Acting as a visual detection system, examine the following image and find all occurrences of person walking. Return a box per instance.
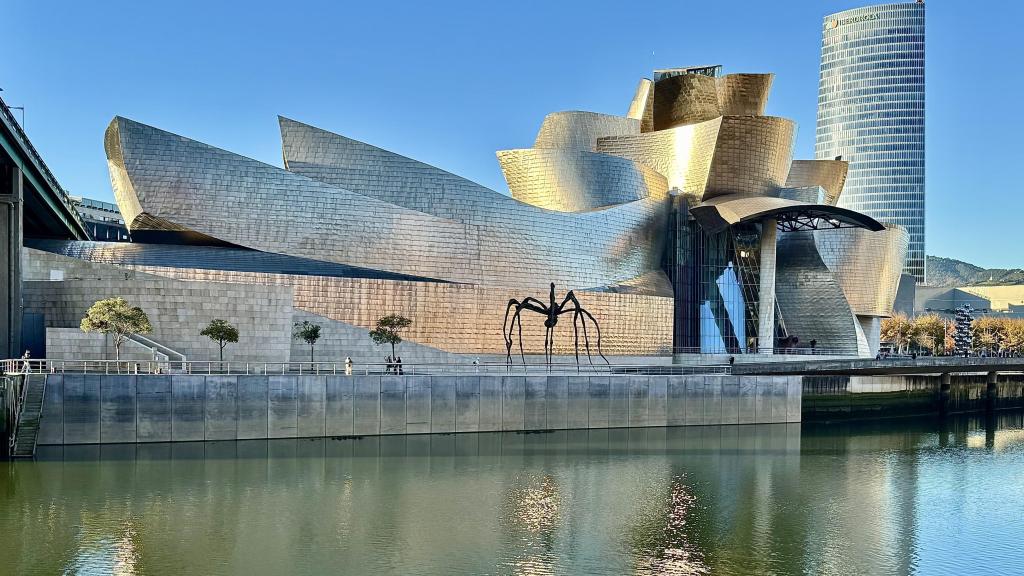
[345,356,353,376]
[20,350,31,374]
[385,354,393,375]
[396,356,403,375]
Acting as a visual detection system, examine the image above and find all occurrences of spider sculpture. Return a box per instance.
[503,283,610,369]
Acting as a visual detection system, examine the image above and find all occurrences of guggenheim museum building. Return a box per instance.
[23,64,908,363]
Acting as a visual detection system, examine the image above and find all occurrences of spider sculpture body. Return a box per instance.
[503,283,610,369]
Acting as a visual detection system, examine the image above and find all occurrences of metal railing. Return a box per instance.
[1,359,731,377]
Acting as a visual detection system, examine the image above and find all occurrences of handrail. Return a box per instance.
[0,358,733,376]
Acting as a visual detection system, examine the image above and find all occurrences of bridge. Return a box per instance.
[732,356,1024,376]
[1,93,89,360]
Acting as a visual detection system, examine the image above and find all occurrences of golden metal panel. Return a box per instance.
[704,116,795,200]
[596,117,722,202]
[716,74,774,116]
[496,148,667,212]
[652,73,721,130]
[814,224,909,317]
[786,160,848,206]
[533,111,638,151]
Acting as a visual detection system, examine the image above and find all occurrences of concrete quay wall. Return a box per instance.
[37,373,801,445]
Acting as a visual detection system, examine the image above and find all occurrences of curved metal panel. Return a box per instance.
[652,73,721,130]
[704,116,796,200]
[110,116,669,290]
[776,231,868,356]
[496,148,666,212]
[786,159,848,206]
[532,111,638,151]
[715,74,774,116]
[690,194,884,234]
[626,78,654,133]
[596,117,722,201]
[814,224,909,317]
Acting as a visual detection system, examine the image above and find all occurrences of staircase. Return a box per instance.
[12,374,45,458]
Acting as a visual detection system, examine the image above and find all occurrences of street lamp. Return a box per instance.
[0,87,25,129]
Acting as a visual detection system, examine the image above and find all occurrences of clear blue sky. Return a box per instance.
[3,1,1019,268]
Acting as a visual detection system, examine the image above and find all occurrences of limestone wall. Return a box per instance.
[37,373,802,444]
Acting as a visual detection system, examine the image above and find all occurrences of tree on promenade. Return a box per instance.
[913,314,947,355]
[972,316,1004,355]
[201,319,239,362]
[80,297,153,360]
[293,320,322,362]
[369,314,412,359]
[881,314,916,354]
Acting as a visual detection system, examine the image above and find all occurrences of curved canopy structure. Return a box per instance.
[689,194,885,234]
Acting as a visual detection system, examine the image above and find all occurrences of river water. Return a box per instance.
[3,413,1024,575]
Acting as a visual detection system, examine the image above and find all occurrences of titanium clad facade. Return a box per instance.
[816,2,925,281]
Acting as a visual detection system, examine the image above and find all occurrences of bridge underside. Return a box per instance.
[1,98,88,358]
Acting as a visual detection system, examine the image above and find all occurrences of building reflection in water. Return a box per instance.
[4,415,1023,575]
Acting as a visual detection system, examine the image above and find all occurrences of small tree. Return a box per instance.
[200,319,239,362]
[880,313,915,354]
[913,314,947,355]
[80,297,153,360]
[293,320,322,362]
[369,314,412,358]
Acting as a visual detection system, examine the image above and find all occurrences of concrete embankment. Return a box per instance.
[35,373,801,445]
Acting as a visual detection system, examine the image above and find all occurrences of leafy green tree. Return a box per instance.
[293,320,322,362]
[881,313,916,354]
[369,314,413,358]
[80,297,153,360]
[972,316,1005,354]
[913,314,947,355]
[200,319,239,362]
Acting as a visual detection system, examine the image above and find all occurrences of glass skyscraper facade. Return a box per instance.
[816,2,925,282]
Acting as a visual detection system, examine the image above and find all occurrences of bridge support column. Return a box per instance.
[757,218,777,355]
[939,372,951,416]
[0,165,23,360]
[986,371,998,413]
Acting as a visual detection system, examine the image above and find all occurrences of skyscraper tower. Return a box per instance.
[816,2,926,282]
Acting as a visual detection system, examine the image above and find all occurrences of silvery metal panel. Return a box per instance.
[533,111,639,151]
[814,225,909,317]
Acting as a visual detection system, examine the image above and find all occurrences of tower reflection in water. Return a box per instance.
[5,415,1024,575]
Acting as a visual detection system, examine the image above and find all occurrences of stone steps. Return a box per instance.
[12,375,45,458]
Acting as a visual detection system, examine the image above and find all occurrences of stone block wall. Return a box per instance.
[23,250,294,363]
[36,373,801,444]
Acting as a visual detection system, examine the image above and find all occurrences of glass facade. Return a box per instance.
[816,2,925,282]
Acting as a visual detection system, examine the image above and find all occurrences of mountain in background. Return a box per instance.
[927,256,1024,287]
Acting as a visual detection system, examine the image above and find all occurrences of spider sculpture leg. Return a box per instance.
[557,292,610,366]
[504,297,550,368]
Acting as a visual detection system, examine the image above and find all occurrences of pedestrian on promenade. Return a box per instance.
[385,354,393,374]
[20,350,30,374]
[396,356,404,375]
[345,356,353,376]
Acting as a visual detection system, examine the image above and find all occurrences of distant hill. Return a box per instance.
[927,256,1024,287]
